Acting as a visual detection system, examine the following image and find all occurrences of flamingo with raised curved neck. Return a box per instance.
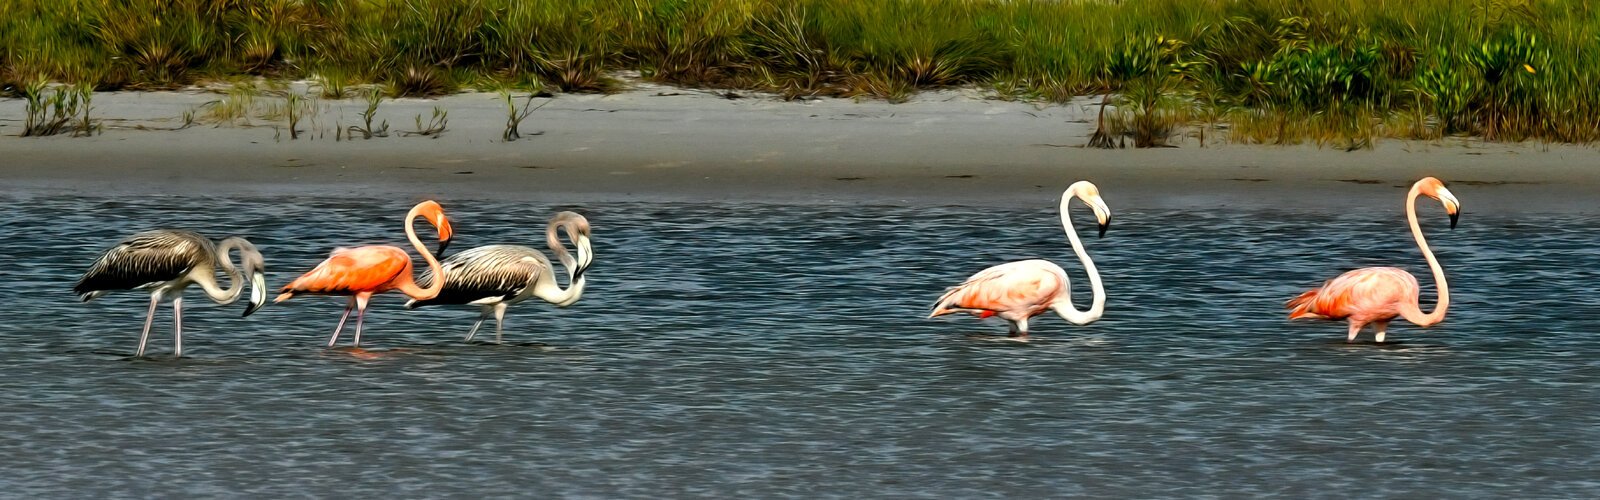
[929,180,1111,338]
[1287,177,1460,343]
[276,200,454,347]
[74,230,268,357]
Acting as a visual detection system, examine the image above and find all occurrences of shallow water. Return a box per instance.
[1,192,1596,497]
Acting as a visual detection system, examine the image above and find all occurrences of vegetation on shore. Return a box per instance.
[2,0,1594,145]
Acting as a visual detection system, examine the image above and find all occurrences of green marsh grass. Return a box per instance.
[19,80,96,137]
[500,89,549,141]
[3,0,1598,144]
[281,91,307,140]
[403,106,448,137]
[201,85,262,126]
[346,88,390,139]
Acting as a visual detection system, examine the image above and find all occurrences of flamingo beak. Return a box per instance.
[1437,187,1460,229]
[434,214,454,255]
[244,271,266,317]
[1092,197,1111,238]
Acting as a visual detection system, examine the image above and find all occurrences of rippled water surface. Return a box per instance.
[1,192,1597,497]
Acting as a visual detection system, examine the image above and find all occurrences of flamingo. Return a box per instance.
[275,200,453,347]
[73,230,267,357]
[1286,176,1461,343]
[405,212,592,343]
[929,180,1111,338]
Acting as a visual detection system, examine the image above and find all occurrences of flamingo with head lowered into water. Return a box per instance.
[929,180,1111,339]
[275,200,453,348]
[74,230,267,357]
[1286,176,1460,343]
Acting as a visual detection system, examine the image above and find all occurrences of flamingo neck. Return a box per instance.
[1398,186,1449,326]
[547,221,577,280]
[1050,193,1105,325]
[533,229,590,307]
[193,240,246,304]
[532,270,586,307]
[395,206,445,301]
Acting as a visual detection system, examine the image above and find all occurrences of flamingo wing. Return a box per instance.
[74,230,210,299]
[930,259,1066,320]
[1287,267,1418,320]
[280,246,410,296]
[408,245,548,308]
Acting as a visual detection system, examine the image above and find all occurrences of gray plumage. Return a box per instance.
[75,230,213,300]
[74,229,268,357]
[408,245,551,307]
[405,212,592,343]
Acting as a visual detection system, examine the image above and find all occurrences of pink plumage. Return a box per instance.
[1287,177,1460,343]
[929,181,1111,338]
[1287,267,1421,330]
[930,259,1069,325]
[276,200,454,348]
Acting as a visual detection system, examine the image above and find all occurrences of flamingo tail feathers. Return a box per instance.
[274,278,309,303]
[929,286,988,318]
[1285,289,1326,320]
[929,288,962,318]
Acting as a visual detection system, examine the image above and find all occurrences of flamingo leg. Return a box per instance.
[352,294,370,347]
[172,296,184,358]
[464,308,490,342]
[1373,321,1390,343]
[492,302,507,344]
[1346,321,1363,343]
[328,297,355,347]
[1009,318,1030,339]
[136,291,161,357]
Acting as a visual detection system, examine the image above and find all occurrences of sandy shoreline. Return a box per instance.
[1,84,1594,212]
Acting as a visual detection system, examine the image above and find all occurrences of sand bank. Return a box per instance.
[1,83,1594,213]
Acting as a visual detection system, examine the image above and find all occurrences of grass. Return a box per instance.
[19,80,97,137]
[3,0,1598,144]
[201,85,262,126]
[499,88,549,142]
[346,88,390,139]
[402,106,448,137]
[282,91,307,140]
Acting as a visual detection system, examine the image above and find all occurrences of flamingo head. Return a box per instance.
[415,200,454,254]
[1416,177,1460,229]
[1069,180,1112,238]
[218,236,268,317]
[241,248,267,317]
[548,212,594,279]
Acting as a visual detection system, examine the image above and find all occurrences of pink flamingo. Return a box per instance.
[1287,177,1461,343]
[929,180,1111,338]
[275,200,454,347]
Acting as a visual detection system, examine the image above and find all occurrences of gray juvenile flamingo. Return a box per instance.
[74,230,268,357]
[406,212,592,343]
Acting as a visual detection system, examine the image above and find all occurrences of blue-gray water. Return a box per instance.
[1,192,1597,498]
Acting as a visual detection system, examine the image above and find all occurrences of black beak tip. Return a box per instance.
[242,305,260,318]
[1449,212,1459,229]
[437,239,451,255]
[1098,223,1109,238]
